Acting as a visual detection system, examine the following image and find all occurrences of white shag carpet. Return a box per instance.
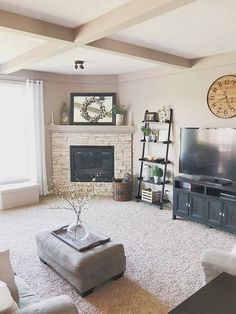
[0,196,236,313]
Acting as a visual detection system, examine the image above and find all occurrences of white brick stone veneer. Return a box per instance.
[49,126,136,195]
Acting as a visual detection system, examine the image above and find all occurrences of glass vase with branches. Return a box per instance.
[48,176,104,239]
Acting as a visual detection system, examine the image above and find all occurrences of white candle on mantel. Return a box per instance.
[50,112,55,126]
[128,112,133,126]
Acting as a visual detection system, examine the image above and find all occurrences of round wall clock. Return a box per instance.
[207,75,236,118]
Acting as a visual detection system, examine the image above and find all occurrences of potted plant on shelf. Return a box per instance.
[152,166,164,184]
[151,129,158,142]
[143,164,152,181]
[112,104,127,126]
[141,126,152,142]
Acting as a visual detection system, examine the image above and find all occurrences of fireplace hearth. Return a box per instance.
[70,146,114,182]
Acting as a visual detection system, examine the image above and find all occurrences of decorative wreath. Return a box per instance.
[80,96,107,123]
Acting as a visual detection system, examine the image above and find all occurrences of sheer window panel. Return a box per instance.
[0,82,30,184]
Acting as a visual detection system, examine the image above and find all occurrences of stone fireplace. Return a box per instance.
[48,125,136,195]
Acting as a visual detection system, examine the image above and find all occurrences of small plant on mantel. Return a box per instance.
[111,104,127,115]
[111,104,127,126]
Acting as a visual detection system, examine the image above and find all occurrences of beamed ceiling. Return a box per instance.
[0,0,235,75]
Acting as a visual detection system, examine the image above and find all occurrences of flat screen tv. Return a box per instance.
[179,128,236,183]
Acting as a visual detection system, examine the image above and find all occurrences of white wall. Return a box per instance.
[118,63,236,185]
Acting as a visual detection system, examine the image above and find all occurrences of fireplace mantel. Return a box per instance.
[46,125,137,134]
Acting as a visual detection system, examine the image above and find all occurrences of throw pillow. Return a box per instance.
[0,250,19,303]
[0,281,19,313]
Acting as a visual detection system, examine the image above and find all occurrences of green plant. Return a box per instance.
[111,104,127,114]
[156,167,163,178]
[152,165,158,177]
[141,126,152,136]
[152,166,163,177]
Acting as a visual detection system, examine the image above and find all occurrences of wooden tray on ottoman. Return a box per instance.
[52,225,110,252]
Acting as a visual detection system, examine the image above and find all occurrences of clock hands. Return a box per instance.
[214,96,226,103]
[221,91,236,114]
[225,95,229,107]
[211,96,226,108]
[226,96,235,113]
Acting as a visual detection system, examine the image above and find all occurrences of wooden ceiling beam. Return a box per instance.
[0,0,197,73]
[88,38,191,68]
[0,10,74,42]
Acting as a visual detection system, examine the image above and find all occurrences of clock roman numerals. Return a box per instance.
[207,75,236,118]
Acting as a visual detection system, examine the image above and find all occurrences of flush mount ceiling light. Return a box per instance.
[74,60,85,70]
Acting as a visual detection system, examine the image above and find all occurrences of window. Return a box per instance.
[0,82,30,184]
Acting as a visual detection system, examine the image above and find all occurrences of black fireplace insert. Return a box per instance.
[70,145,114,182]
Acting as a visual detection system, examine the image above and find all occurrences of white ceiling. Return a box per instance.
[26,46,157,75]
[0,0,236,75]
[0,0,129,27]
[110,0,236,59]
[0,29,45,64]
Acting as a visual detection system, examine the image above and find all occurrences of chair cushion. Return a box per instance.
[0,280,19,313]
[0,251,19,303]
[14,277,40,309]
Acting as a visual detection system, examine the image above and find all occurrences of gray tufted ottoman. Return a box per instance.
[36,228,126,297]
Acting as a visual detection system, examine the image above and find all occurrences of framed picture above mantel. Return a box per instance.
[70,92,116,125]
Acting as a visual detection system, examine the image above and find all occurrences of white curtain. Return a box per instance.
[26,80,48,195]
[0,81,29,184]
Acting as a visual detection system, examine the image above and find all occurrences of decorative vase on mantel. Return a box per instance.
[67,222,88,240]
[60,102,70,125]
[116,114,124,126]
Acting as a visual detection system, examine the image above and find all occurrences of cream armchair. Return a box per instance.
[0,250,78,314]
[14,277,78,314]
[201,245,236,284]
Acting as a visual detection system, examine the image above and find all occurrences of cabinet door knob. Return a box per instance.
[219,212,222,216]
[186,202,189,207]
[222,213,225,217]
